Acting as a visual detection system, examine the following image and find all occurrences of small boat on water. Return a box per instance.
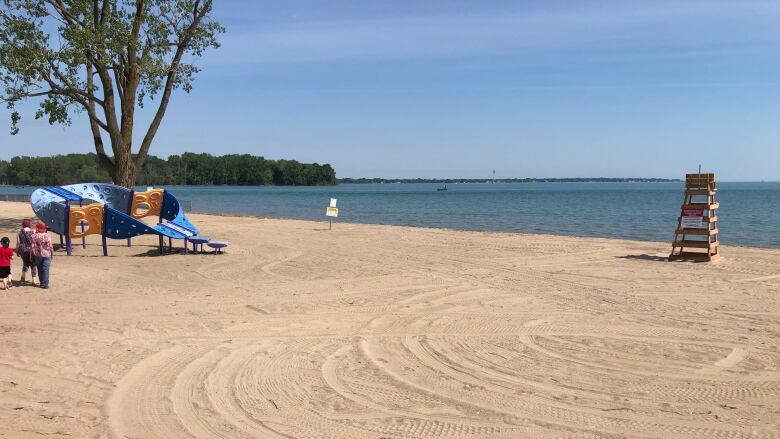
[437,185,448,192]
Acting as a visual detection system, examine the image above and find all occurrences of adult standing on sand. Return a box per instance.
[15,219,37,286]
[31,221,53,289]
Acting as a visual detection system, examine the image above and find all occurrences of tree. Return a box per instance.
[0,0,223,187]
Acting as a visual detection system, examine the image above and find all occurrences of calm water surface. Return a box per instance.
[2,182,778,248]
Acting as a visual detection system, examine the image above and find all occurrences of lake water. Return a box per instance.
[2,182,779,248]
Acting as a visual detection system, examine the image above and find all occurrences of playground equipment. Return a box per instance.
[30,183,228,256]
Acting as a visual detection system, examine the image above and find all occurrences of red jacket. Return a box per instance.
[0,247,13,267]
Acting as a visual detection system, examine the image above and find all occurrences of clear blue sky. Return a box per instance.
[3,0,780,180]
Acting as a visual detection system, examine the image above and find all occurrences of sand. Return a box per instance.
[0,200,778,438]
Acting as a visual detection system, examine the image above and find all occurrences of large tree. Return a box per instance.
[0,0,223,187]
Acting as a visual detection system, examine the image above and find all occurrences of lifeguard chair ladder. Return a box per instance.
[669,173,720,262]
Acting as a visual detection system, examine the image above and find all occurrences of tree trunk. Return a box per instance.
[113,153,137,188]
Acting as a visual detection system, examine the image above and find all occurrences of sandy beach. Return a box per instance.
[0,200,778,438]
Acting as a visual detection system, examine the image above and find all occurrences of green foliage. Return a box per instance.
[0,1,223,187]
[1,0,223,129]
[5,153,112,185]
[3,153,338,186]
[0,159,8,184]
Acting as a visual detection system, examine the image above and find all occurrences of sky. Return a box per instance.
[2,0,780,180]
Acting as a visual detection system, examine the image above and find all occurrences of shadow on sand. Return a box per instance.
[616,254,668,262]
[0,217,25,232]
[131,247,222,257]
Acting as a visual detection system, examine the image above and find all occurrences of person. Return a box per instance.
[15,218,37,286]
[0,237,13,290]
[31,221,53,290]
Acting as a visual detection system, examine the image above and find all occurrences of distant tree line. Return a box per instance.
[339,177,681,184]
[0,153,337,186]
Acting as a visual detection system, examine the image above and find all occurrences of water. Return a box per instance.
[2,182,779,248]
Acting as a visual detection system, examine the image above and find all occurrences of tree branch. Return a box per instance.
[112,62,125,102]
[100,0,110,26]
[46,0,86,27]
[32,66,110,132]
[135,0,212,169]
[87,63,115,172]
[45,58,106,108]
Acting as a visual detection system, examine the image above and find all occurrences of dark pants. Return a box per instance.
[35,256,51,288]
[22,251,36,277]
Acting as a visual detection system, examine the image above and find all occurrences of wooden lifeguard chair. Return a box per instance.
[669,173,720,262]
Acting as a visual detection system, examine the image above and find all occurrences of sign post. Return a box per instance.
[325,198,339,230]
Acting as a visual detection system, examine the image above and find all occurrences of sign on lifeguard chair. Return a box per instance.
[669,173,721,262]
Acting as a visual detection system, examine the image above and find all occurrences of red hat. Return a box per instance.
[35,221,47,232]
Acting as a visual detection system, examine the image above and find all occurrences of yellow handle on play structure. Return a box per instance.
[69,204,104,238]
[130,189,164,219]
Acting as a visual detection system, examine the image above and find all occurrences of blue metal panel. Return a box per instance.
[160,190,199,236]
[37,201,68,235]
[43,186,82,202]
[103,206,159,239]
[31,188,64,212]
[160,190,180,221]
[63,183,132,212]
[30,188,67,234]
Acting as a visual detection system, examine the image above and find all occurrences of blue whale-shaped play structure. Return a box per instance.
[30,183,226,255]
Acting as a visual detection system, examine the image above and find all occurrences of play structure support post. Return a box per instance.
[101,208,108,256]
[157,189,166,254]
[127,189,134,248]
[59,234,63,248]
[64,203,72,256]
[80,199,86,249]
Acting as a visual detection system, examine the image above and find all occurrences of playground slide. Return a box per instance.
[29,182,225,255]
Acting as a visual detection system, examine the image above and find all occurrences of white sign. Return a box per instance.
[326,207,339,218]
[681,208,704,229]
[330,198,338,207]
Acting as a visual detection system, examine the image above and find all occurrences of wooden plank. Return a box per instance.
[684,189,716,196]
[672,240,719,249]
[675,228,718,236]
[685,173,714,180]
[685,174,715,187]
[703,215,718,223]
[669,252,718,262]
[681,203,719,210]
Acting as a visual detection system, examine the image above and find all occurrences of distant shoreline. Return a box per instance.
[2,178,682,188]
[338,178,682,184]
[7,179,780,188]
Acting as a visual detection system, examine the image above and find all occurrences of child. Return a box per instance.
[0,236,13,290]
